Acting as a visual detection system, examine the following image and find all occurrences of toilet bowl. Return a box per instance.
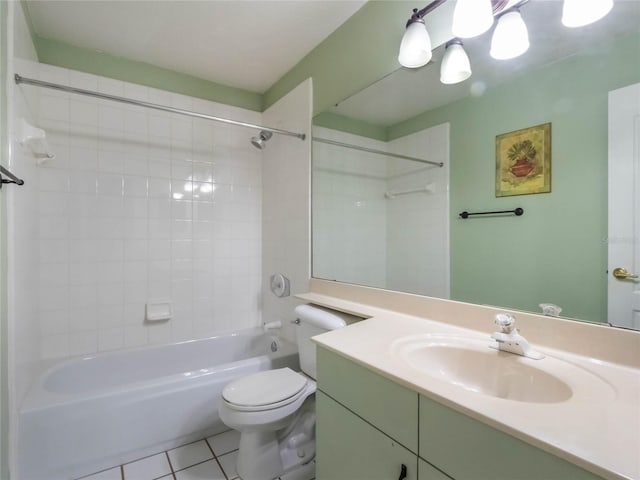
[218,305,359,480]
[219,368,317,480]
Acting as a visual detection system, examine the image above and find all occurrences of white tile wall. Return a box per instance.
[8,58,41,402]
[12,60,265,360]
[387,123,450,297]
[312,126,388,287]
[312,123,450,298]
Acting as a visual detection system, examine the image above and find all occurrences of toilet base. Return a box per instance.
[236,399,316,480]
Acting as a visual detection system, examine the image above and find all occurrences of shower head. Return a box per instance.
[250,130,273,150]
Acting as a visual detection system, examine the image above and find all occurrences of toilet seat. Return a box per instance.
[222,368,309,412]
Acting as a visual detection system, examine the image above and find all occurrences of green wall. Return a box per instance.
[385,32,640,322]
[265,1,455,113]
[314,111,387,141]
[32,37,263,111]
[24,1,451,115]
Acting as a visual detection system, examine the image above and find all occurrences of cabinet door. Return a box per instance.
[317,347,418,453]
[316,391,417,480]
[419,395,603,480]
[418,458,453,480]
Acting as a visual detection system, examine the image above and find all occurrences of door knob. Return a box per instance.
[613,267,639,280]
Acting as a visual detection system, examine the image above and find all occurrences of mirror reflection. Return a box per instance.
[311,1,640,329]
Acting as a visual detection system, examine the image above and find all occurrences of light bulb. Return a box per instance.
[562,0,613,27]
[452,0,494,39]
[440,40,472,84]
[490,10,530,60]
[398,20,432,68]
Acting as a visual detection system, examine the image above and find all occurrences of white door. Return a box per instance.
[608,83,640,329]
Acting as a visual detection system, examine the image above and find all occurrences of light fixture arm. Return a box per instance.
[404,0,515,27]
[406,0,447,26]
[493,0,530,20]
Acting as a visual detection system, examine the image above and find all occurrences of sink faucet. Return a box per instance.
[489,313,544,360]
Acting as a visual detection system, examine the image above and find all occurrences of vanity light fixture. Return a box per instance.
[490,8,530,60]
[440,39,472,84]
[399,0,614,80]
[398,15,433,68]
[452,0,494,39]
[562,0,613,28]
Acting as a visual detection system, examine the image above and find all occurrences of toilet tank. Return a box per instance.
[293,304,360,379]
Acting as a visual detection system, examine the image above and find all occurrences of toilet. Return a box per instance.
[218,304,356,480]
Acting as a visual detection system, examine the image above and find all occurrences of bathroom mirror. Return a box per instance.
[311,1,640,329]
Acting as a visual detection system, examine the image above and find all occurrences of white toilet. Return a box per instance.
[218,304,355,480]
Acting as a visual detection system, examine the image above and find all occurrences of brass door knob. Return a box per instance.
[613,267,639,280]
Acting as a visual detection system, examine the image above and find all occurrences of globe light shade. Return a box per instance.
[440,40,472,84]
[490,10,530,60]
[562,0,613,27]
[452,0,494,38]
[398,20,432,68]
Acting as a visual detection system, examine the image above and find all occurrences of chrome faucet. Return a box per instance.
[489,313,544,360]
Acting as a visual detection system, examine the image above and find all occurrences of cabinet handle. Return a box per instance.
[398,464,407,480]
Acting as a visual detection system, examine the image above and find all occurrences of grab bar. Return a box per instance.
[459,207,523,219]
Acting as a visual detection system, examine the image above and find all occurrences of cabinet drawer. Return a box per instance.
[317,347,418,453]
[419,395,603,480]
[317,391,417,480]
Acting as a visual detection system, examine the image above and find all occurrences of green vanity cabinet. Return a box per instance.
[316,346,604,480]
[316,346,418,452]
[418,396,602,480]
[316,347,450,480]
[316,391,418,480]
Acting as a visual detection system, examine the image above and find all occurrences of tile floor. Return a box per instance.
[76,430,315,480]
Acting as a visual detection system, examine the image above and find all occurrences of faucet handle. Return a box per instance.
[494,313,516,333]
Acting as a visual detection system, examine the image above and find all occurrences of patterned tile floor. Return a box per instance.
[76,430,315,480]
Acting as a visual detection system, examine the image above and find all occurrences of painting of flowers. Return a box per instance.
[495,122,551,197]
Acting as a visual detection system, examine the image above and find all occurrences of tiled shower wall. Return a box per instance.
[16,60,264,360]
[386,123,450,298]
[312,124,449,297]
[312,126,387,287]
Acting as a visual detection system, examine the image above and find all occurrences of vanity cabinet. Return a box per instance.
[418,395,601,480]
[317,391,418,480]
[316,346,603,480]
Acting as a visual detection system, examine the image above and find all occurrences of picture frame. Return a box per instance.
[495,122,551,197]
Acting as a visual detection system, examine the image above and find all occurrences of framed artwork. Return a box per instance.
[495,122,551,197]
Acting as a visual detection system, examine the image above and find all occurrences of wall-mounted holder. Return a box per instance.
[459,207,524,219]
[0,165,25,189]
[384,184,434,199]
[145,301,172,322]
[19,118,55,164]
[270,273,291,298]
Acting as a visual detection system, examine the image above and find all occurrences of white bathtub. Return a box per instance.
[19,328,299,480]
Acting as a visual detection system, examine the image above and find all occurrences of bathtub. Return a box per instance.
[19,328,299,480]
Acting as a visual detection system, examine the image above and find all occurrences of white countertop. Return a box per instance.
[305,294,640,480]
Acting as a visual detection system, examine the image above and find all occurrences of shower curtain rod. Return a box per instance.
[14,74,306,141]
[312,137,443,167]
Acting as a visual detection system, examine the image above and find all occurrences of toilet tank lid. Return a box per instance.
[294,304,359,330]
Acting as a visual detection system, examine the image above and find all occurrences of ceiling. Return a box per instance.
[330,0,640,126]
[25,0,367,93]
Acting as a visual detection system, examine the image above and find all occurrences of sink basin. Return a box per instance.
[391,334,573,403]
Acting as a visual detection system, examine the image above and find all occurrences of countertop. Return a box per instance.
[303,293,640,480]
